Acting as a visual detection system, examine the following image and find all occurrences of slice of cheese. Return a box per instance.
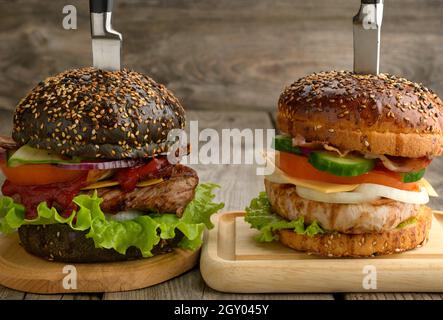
[81,180,119,190]
[136,178,163,187]
[263,152,359,193]
[81,178,163,190]
[266,168,439,197]
[265,166,360,193]
[418,178,438,197]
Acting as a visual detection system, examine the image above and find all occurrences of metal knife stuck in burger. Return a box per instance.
[0,67,224,263]
[246,71,441,257]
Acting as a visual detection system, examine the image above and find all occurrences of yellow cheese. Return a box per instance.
[136,178,163,187]
[81,178,164,190]
[418,178,438,197]
[81,180,119,190]
[265,166,359,193]
[263,152,359,193]
[266,167,439,197]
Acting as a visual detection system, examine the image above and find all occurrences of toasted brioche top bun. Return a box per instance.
[278,71,443,157]
[12,67,186,159]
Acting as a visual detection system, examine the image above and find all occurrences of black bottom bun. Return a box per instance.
[278,206,432,257]
[18,224,183,263]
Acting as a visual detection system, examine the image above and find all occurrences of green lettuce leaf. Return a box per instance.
[244,192,324,242]
[0,196,25,234]
[180,183,224,229]
[0,183,224,257]
[396,216,417,229]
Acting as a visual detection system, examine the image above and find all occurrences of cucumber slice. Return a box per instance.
[7,144,79,167]
[402,169,425,183]
[308,151,375,176]
[272,135,301,155]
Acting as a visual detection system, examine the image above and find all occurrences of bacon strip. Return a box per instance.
[377,155,432,173]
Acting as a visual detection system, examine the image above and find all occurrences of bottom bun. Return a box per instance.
[18,224,183,263]
[278,206,432,257]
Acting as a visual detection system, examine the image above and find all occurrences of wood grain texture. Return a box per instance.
[201,211,443,293]
[202,286,333,300]
[0,0,442,111]
[0,109,13,136]
[0,286,25,300]
[105,268,205,300]
[23,292,101,300]
[0,232,200,294]
[343,293,443,300]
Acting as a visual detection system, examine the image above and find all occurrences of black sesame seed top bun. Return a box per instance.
[12,67,186,159]
[278,70,443,157]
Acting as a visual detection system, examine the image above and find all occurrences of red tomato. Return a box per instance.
[0,160,85,186]
[116,157,170,192]
[278,152,419,191]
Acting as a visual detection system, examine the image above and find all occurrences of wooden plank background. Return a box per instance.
[1,0,443,300]
[0,0,443,112]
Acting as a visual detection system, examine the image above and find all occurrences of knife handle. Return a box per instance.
[90,0,114,13]
[361,0,382,4]
[89,0,122,40]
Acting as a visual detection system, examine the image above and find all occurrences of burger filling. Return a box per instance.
[245,134,437,241]
[0,143,224,257]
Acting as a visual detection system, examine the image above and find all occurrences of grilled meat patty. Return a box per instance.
[96,164,199,216]
[265,179,420,234]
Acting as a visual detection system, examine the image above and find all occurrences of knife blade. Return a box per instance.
[90,0,122,71]
[353,0,384,75]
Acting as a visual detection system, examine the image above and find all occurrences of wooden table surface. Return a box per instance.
[1,0,443,300]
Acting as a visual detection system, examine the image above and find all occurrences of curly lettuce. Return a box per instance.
[0,183,224,257]
[244,192,324,242]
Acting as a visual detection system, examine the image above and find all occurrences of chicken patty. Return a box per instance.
[265,179,421,234]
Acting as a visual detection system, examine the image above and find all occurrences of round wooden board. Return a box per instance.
[0,233,200,294]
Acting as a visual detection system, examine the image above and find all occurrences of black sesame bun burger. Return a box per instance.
[0,67,223,262]
[246,70,441,257]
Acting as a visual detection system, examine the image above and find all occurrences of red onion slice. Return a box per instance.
[0,148,6,161]
[56,159,144,170]
[300,147,314,156]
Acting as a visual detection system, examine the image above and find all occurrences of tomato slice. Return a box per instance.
[0,160,85,186]
[116,157,170,192]
[278,152,419,191]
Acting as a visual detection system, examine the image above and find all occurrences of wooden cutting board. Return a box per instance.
[200,211,443,293]
[0,233,199,294]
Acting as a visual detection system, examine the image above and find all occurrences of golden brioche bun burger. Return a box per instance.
[246,70,442,257]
